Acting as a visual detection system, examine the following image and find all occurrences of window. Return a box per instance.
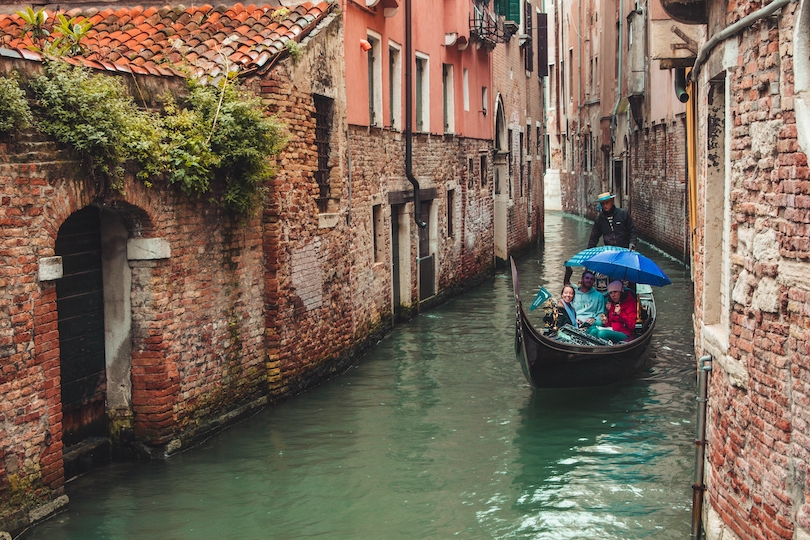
[526,124,531,156]
[519,131,524,197]
[463,68,470,111]
[560,60,565,110]
[562,134,567,170]
[523,0,533,72]
[507,129,513,178]
[482,86,489,115]
[704,77,730,329]
[367,32,382,127]
[468,157,475,188]
[372,204,384,263]
[415,54,429,131]
[544,134,551,170]
[568,48,573,101]
[447,189,455,237]
[593,56,599,96]
[480,154,488,187]
[536,11,548,77]
[536,124,542,156]
[442,63,455,134]
[389,42,402,130]
[313,94,333,212]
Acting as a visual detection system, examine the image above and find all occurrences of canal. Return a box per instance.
[24,213,697,539]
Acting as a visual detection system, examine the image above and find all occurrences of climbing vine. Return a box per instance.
[8,7,289,215]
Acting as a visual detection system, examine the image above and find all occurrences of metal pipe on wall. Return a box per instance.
[691,355,713,539]
[404,0,426,228]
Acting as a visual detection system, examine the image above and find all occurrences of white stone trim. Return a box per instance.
[127,238,170,260]
[38,256,63,281]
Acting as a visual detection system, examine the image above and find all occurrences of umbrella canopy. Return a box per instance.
[564,245,630,267]
[579,250,672,287]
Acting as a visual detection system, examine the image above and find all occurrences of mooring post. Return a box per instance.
[691,355,713,539]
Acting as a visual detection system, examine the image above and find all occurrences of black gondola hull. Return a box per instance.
[512,258,656,388]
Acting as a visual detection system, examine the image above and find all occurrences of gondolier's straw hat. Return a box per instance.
[597,192,615,202]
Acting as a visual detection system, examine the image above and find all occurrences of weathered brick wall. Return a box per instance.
[492,8,546,259]
[629,118,689,259]
[557,116,688,258]
[0,131,268,532]
[0,12,500,534]
[692,1,810,538]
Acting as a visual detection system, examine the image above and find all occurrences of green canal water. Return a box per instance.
[24,213,697,539]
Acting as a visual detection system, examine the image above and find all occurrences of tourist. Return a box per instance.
[572,270,605,328]
[587,280,637,343]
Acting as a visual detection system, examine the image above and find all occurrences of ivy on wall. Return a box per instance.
[0,8,289,215]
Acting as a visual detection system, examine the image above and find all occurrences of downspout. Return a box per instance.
[689,0,792,82]
[609,0,624,191]
[691,355,713,539]
[685,73,697,270]
[405,0,426,228]
[347,127,352,225]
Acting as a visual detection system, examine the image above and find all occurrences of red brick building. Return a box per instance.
[543,0,690,259]
[0,1,501,534]
[660,0,810,535]
[491,0,547,263]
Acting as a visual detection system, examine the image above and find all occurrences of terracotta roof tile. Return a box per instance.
[0,2,333,78]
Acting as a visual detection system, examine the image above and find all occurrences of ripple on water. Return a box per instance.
[22,214,696,540]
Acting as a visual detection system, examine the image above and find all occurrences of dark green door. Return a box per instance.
[56,207,107,449]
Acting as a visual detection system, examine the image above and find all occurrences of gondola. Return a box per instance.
[510,257,657,388]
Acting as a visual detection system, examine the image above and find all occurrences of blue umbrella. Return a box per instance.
[579,249,672,286]
[564,245,630,267]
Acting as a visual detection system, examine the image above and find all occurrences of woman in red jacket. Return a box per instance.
[587,280,637,343]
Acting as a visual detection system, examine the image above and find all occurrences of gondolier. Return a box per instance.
[587,193,638,250]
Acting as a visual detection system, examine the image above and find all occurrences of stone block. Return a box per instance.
[127,238,171,260]
[38,257,62,281]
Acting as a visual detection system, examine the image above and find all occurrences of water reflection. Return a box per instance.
[23,213,696,540]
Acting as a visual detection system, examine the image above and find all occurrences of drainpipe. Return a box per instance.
[346,127,352,225]
[689,0,792,82]
[685,74,698,271]
[609,0,624,192]
[405,0,426,228]
[691,355,713,539]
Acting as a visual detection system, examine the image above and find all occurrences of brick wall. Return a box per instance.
[629,118,689,259]
[0,131,269,531]
[692,1,810,538]
[492,4,546,261]
[0,13,499,534]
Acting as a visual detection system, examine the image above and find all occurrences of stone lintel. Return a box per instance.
[127,238,170,260]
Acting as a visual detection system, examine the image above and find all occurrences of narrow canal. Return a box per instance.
[25,213,697,540]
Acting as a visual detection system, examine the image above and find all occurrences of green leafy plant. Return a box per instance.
[15,7,49,49]
[174,78,288,213]
[50,14,93,56]
[30,59,165,190]
[14,6,289,215]
[0,73,33,133]
[285,41,303,64]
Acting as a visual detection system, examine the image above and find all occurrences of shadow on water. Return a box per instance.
[22,213,697,540]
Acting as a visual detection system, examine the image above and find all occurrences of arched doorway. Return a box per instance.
[55,205,135,477]
[493,95,509,263]
[55,207,108,458]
